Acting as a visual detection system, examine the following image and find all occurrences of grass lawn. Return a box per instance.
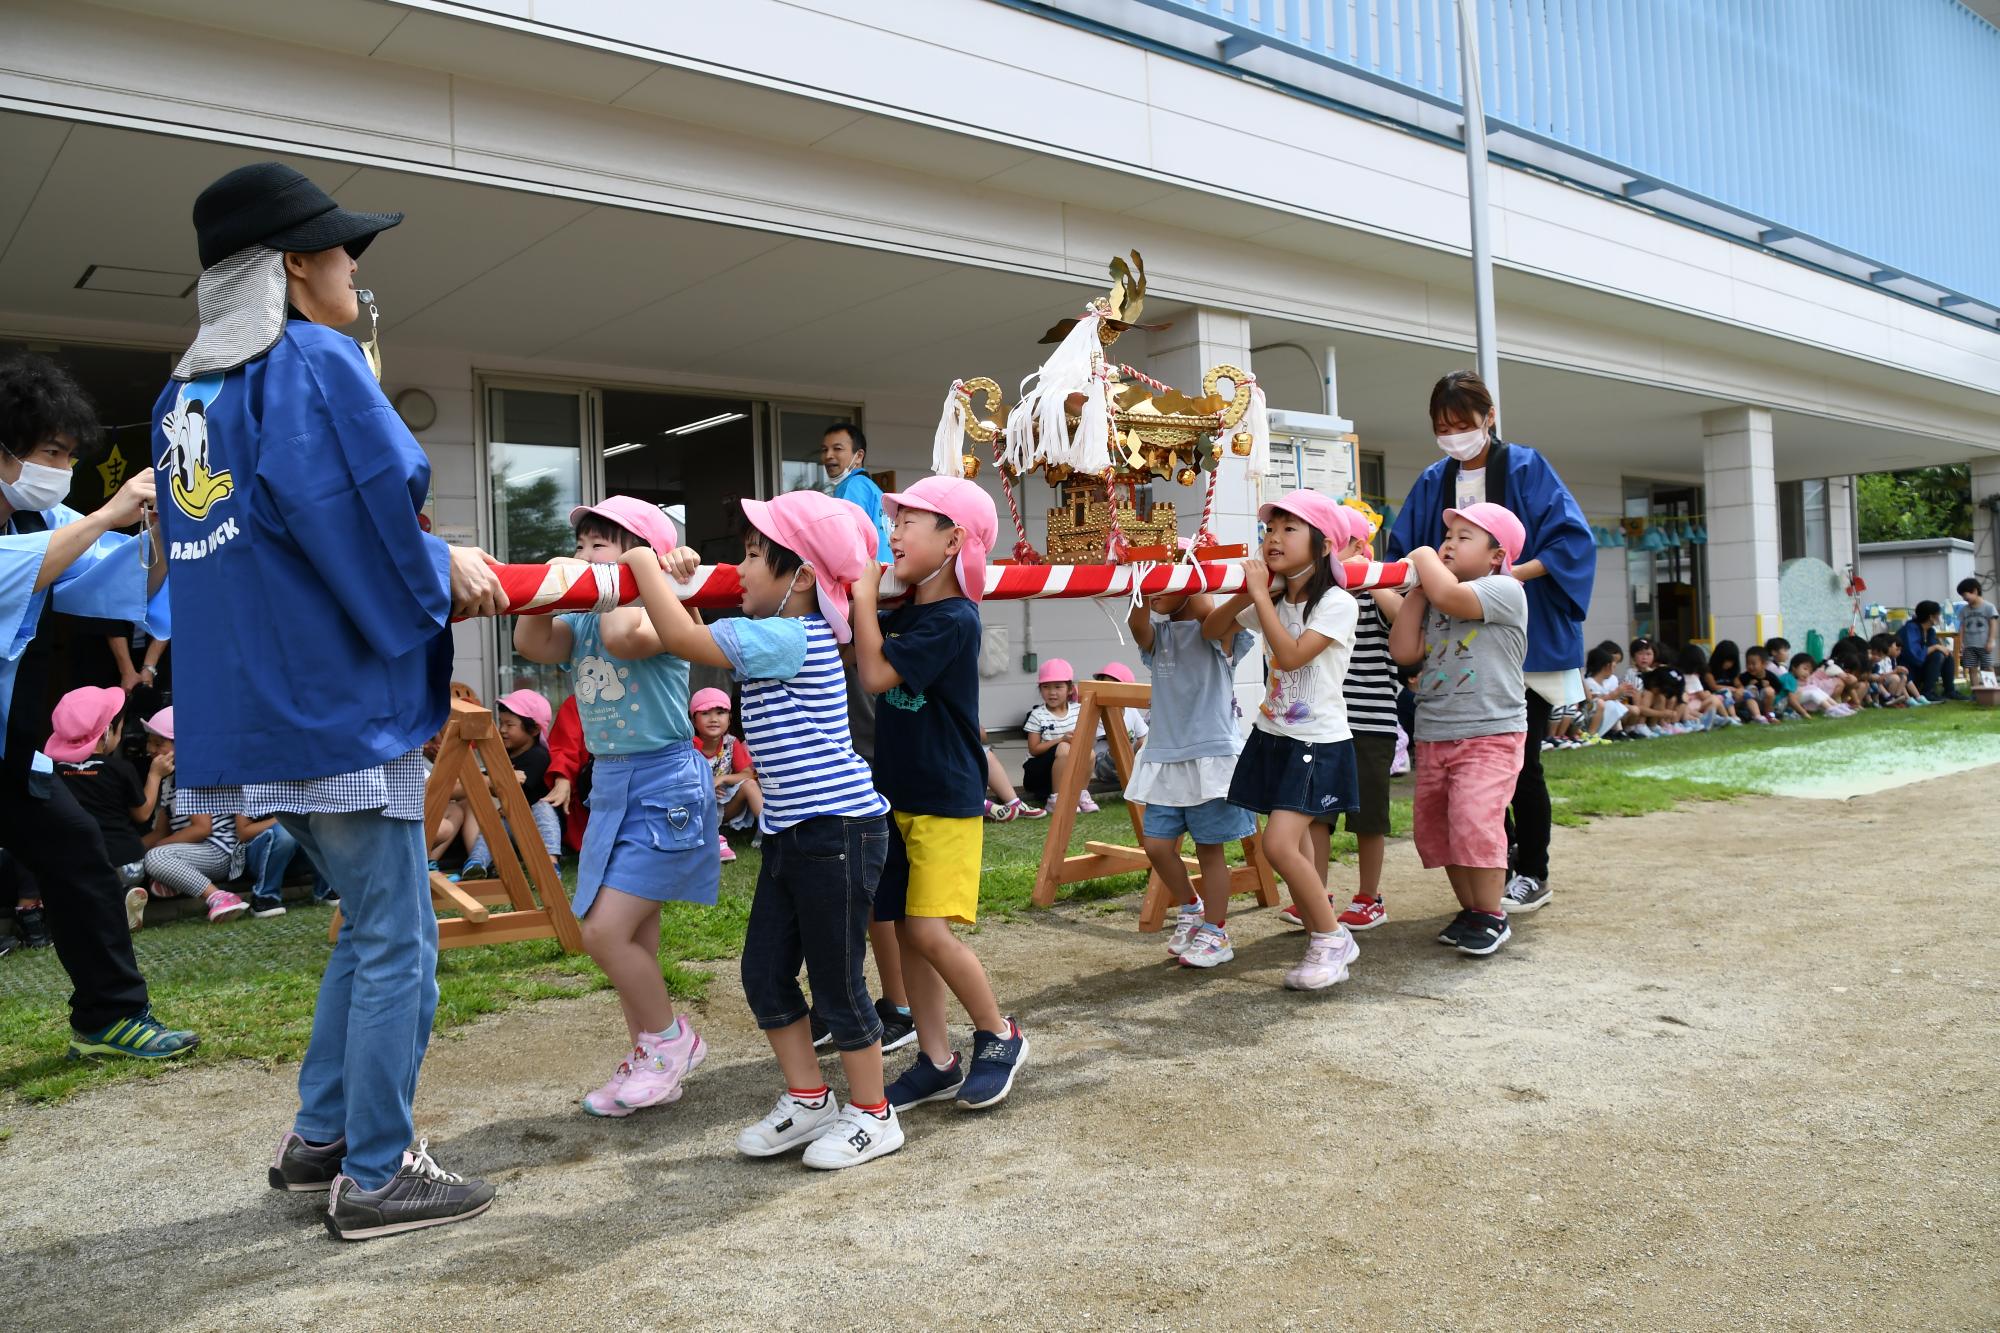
[3,703,1995,1103]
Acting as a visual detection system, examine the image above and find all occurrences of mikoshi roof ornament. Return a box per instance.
[932,251,1271,565]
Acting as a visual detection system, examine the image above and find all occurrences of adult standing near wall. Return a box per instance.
[822,422,892,561]
[1386,370,1594,916]
[0,352,196,1059]
[152,163,509,1241]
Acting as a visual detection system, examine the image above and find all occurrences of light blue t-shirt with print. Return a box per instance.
[558,611,692,755]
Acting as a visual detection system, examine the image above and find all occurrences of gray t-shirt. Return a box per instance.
[1961,601,1997,651]
[1412,574,1529,741]
[1140,614,1254,763]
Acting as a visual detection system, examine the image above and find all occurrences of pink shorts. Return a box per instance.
[1412,733,1526,870]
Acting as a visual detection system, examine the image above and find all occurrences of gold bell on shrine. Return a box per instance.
[1231,431,1254,458]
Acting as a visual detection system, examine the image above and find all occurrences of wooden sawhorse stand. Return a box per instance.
[331,698,584,953]
[1028,679,1277,931]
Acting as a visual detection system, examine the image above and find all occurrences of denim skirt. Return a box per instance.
[573,743,719,917]
[1225,726,1359,820]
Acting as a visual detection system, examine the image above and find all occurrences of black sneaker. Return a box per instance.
[249,896,287,919]
[875,999,917,1054]
[324,1140,494,1241]
[1502,875,1552,913]
[1456,913,1512,957]
[16,907,51,949]
[810,1013,832,1050]
[270,1131,346,1192]
[956,1018,1028,1110]
[1435,909,1474,946]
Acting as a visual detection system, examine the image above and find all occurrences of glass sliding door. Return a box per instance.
[487,383,590,700]
[771,402,867,496]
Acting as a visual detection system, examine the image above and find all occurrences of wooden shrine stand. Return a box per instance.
[1028,679,1276,930]
[330,698,584,953]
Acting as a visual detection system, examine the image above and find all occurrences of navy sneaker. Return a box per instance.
[956,1018,1028,1110]
[875,999,917,1054]
[1456,913,1512,957]
[1435,910,1475,947]
[886,1050,964,1109]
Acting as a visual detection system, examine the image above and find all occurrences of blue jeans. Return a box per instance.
[740,815,887,1051]
[243,825,298,901]
[278,810,436,1190]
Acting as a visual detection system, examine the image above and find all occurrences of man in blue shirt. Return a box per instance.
[155,163,508,1239]
[0,352,194,1060]
[822,422,891,562]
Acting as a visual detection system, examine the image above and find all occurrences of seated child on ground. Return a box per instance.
[1866,633,1916,706]
[1786,653,1848,717]
[458,690,564,879]
[1583,645,1633,737]
[1675,645,1735,729]
[690,688,761,861]
[137,708,250,922]
[1705,640,1760,722]
[1737,647,1780,721]
[1088,662,1149,787]
[49,687,165,895]
[1021,659,1094,813]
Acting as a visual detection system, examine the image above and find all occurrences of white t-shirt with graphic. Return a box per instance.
[1239,589,1359,744]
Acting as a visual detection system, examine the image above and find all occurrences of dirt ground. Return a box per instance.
[3,770,1996,1332]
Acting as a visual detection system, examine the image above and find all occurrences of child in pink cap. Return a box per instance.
[1020,658,1095,813]
[1387,501,1530,957]
[454,689,562,880]
[514,496,718,1119]
[687,687,759,862]
[1088,661,1149,790]
[1203,488,1363,991]
[49,686,168,919]
[627,488,902,1168]
[849,475,1029,1113]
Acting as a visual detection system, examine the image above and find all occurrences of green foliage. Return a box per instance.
[1858,466,1972,543]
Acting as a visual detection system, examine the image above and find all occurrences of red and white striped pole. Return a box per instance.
[487,558,1413,618]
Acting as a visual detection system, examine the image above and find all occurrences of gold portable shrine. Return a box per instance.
[932,251,1269,564]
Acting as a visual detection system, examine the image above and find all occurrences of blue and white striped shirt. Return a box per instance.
[709,613,888,834]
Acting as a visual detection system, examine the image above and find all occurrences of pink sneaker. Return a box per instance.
[205,889,248,923]
[1284,928,1359,991]
[1337,896,1386,931]
[719,834,736,864]
[582,1049,639,1118]
[1077,791,1100,814]
[616,1021,707,1111]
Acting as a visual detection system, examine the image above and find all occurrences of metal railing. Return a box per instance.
[1035,0,2000,318]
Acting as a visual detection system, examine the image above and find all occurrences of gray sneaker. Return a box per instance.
[269,1131,346,1192]
[324,1139,494,1241]
[1502,875,1552,913]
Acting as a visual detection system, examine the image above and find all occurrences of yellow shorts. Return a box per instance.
[877,812,983,925]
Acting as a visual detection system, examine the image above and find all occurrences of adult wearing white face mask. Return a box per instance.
[1385,370,1594,918]
[0,352,196,1059]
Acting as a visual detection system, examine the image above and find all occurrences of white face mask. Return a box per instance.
[1434,426,1488,461]
[0,458,71,510]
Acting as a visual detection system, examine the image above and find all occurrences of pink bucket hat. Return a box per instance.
[882,476,997,603]
[141,706,175,740]
[45,686,125,764]
[1257,489,1351,547]
[738,490,874,643]
[494,689,552,736]
[1037,657,1074,685]
[1094,661,1135,684]
[689,687,733,715]
[1443,502,1526,573]
[568,495,679,554]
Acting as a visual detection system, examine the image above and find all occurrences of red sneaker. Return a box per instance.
[1277,894,1337,930]
[1337,896,1386,930]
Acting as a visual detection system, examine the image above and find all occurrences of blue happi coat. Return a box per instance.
[149,319,451,789]
[1385,441,1595,674]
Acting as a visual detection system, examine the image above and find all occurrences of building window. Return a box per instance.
[1359,450,1386,506]
[1779,479,1831,564]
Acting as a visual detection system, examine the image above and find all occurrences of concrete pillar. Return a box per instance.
[1702,407,1783,647]
[1972,454,2000,591]
[1826,475,1857,576]
[1144,308,1261,710]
